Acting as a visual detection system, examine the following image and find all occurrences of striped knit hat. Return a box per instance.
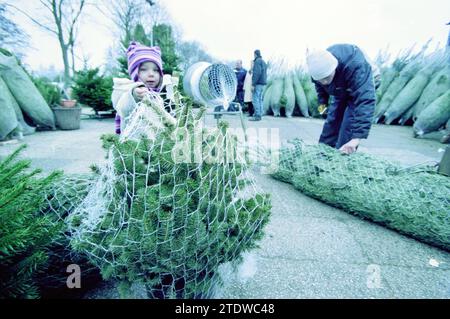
[127,41,163,82]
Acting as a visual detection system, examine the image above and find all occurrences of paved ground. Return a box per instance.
[1,113,449,299]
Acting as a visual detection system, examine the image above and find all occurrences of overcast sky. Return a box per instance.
[8,0,450,72]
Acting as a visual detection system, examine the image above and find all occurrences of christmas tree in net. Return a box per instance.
[69,91,272,298]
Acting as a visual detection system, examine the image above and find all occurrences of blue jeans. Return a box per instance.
[252,84,265,118]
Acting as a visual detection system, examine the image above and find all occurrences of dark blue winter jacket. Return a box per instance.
[252,57,267,86]
[313,44,376,142]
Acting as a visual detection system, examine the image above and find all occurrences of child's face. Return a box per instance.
[138,61,161,89]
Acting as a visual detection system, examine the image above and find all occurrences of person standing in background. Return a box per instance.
[249,50,267,121]
[233,60,247,108]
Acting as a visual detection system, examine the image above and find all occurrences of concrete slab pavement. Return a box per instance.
[1,114,448,299]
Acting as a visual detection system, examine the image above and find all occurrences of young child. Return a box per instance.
[112,42,175,134]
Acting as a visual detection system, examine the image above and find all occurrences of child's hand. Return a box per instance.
[133,86,149,102]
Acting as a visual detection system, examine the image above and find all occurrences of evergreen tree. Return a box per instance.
[133,24,151,46]
[0,145,63,298]
[37,173,102,299]
[153,23,179,74]
[71,68,113,114]
[71,96,271,299]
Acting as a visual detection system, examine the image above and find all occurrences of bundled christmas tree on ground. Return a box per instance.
[69,92,272,298]
[272,139,450,251]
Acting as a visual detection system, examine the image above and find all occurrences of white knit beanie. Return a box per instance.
[306,50,338,81]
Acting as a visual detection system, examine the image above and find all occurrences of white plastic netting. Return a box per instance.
[272,139,450,251]
[39,174,101,290]
[60,91,271,298]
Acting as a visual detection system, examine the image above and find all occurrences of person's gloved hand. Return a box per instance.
[133,86,149,102]
[339,138,360,155]
[318,104,327,115]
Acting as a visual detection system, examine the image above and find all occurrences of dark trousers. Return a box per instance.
[319,98,354,149]
[245,102,254,116]
[235,90,244,106]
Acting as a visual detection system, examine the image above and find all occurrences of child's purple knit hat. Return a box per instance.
[127,41,163,82]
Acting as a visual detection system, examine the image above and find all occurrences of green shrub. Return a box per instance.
[32,77,61,107]
[72,68,113,114]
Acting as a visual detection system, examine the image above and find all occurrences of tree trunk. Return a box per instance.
[71,44,76,76]
[60,42,71,89]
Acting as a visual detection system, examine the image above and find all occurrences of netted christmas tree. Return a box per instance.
[37,174,102,298]
[0,145,63,298]
[68,92,271,298]
[272,139,450,251]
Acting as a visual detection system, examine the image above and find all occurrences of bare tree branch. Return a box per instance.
[68,0,85,45]
[39,0,53,13]
[57,0,63,25]
[6,0,87,87]
[6,3,58,35]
